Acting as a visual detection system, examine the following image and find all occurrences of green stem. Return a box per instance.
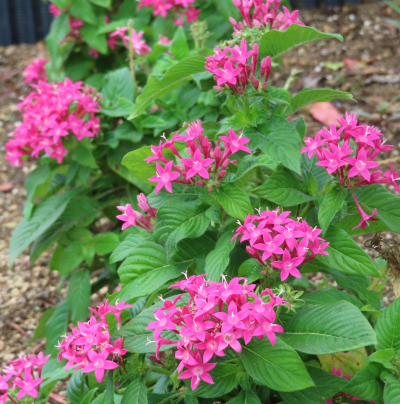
[128,20,137,93]
[244,96,250,114]
[145,291,160,309]
[299,202,314,220]
[368,264,390,292]
[148,365,174,376]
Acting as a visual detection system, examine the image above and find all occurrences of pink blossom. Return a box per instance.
[252,319,284,345]
[346,148,380,182]
[177,353,216,391]
[49,4,62,17]
[253,233,285,261]
[212,60,243,86]
[352,193,379,230]
[146,308,177,339]
[181,149,214,179]
[219,129,251,154]
[24,58,48,83]
[214,301,249,334]
[301,134,325,158]
[195,335,225,363]
[271,249,304,281]
[13,373,43,400]
[0,375,11,392]
[82,350,119,383]
[383,161,400,193]
[149,161,181,194]
[218,330,244,352]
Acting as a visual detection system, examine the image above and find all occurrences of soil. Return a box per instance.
[0,3,399,400]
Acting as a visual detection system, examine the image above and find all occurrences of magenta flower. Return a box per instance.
[75,323,99,352]
[111,300,133,328]
[346,148,380,182]
[316,148,347,175]
[28,352,50,376]
[82,350,119,383]
[0,374,11,392]
[219,129,251,154]
[242,315,259,345]
[212,60,242,86]
[253,233,285,261]
[182,316,215,342]
[275,223,305,250]
[195,334,225,363]
[242,297,275,323]
[175,345,198,372]
[229,38,253,65]
[271,249,304,281]
[218,330,244,352]
[146,308,177,339]
[107,338,128,358]
[0,393,8,404]
[13,373,44,400]
[253,319,284,346]
[352,193,379,230]
[383,161,400,193]
[352,125,380,147]
[301,134,325,158]
[116,203,141,230]
[149,161,180,194]
[214,301,249,334]
[177,352,217,391]
[206,47,228,65]
[181,149,214,179]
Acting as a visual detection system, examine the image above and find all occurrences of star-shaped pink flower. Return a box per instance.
[219,129,251,154]
[181,149,214,179]
[149,161,180,194]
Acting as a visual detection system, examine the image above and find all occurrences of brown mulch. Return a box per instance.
[0,2,399,396]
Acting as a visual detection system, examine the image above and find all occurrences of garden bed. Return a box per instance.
[0,2,399,400]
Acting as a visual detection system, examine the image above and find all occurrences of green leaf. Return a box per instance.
[318,186,347,234]
[244,116,302,174]
[217,183,252,221]
[45,300,69,355]
[153,201,210,259]
[205,228,236,281]
[342,363,383,401]
[290,88,353,114]
[280,366,348,404]
[328,269,381,311]
[101,97,134,118]
[72,143,98,168]
[80,388,99,404]
[316,226,380,277]
[386,0,400,14]
[376,298,400,351]
[153,202,210,259]
[365,349,395,370]
[171,26,188,60]
[240,338,314,392]
[303,287,363,309]
[226,389,261,404]
[89,0,111,7]
[383,374,400,404]
[147,392,185,404]
[67,370,87,404]
[46,13,70,66]
[121,381,147,404]
[24,164,51,219]
[188,363,240,398]
[29,308,55,344]
[68,270,91,323]
[110,234,148,263]
[259,25,343,59]
[59,241,86,275]
[95,233,120,255]
[81,24,108,54]
[355,184,400,234]
[238,258,265,284]
[116,241,192,300]
[102,68,135,105]
[227,154,279,182]
[129,56,206,119]
[254,169,313,206]
[122,146,174,185]
[10,191,76,266]
[70,0,97,24]
[280,301,377,354]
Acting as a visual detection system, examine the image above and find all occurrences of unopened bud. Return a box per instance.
[218,170,226,180]
[208,187,213,192]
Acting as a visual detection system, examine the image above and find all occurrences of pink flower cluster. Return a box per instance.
[108,27,151,55]
[23,58,48,84]
[301,113,399,229]
[117,193,157,231]
[5,79,101,167]
[147,275,286,390]
[49,4,62,17]
[0,352,50,403]
[57,300,132,383]
[230,0,304,32]
[146,121,251,194]
[206,39,271,93]
[326,367,375,404]
[233,208,329,281]
[137,0,200,26]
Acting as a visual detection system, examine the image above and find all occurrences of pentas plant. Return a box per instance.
[233,209,329,281]
[146,120,251,193]
[138,0,201,25]
[57,300,132,382]
[117,193,157,231]
[0,353,49,403]
[302,113,400,229]
[230,0,304,32]
[5,79,101,167]
[23,58,48,84]
[147,275,286,390]
[206,39,271,93]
